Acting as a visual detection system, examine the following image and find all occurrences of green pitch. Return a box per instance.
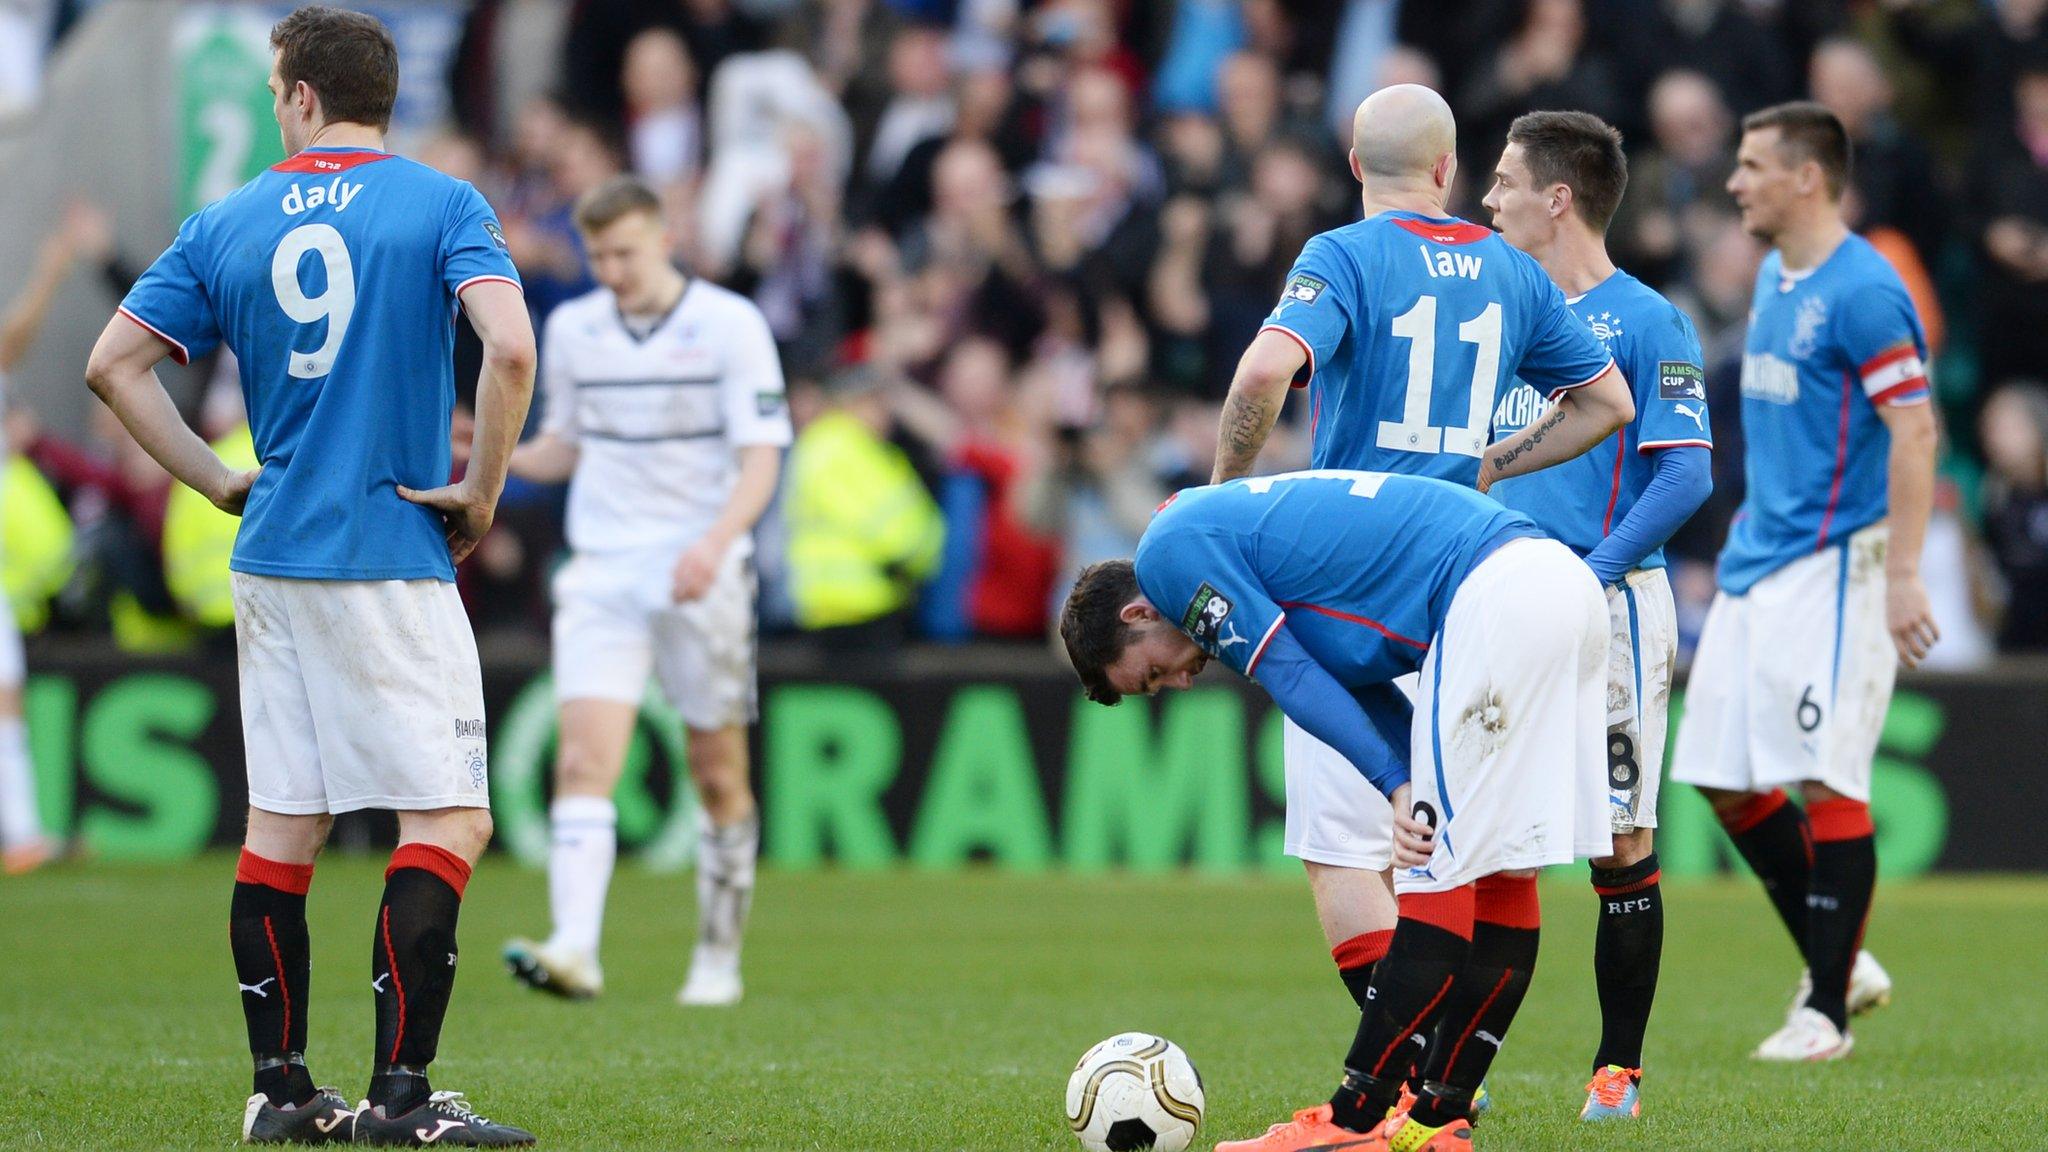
[3,858,2041,1150]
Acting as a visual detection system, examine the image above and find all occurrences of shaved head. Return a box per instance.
[1352,84,1457,179]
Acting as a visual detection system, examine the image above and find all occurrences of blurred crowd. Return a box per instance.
[4,0,2048,669]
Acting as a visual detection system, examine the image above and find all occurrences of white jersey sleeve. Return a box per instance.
[538,306,579,442]
[718,298,792,448]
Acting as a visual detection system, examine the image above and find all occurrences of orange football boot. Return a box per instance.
[1211,1103,1387,1152]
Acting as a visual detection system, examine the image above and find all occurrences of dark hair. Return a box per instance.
[1741,101,1851,199]
[572,174,664,233]
[1506,110,1628,231]
[270,7,399,131]
[1060,560,1141,706]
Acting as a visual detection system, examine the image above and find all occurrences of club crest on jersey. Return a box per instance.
[1658,361,1705,400]
[1788,295,1827,360]
[1586,310,1623,342]
[1180,583,1233,647]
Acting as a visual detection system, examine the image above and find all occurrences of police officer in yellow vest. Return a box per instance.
[784,367,944,645]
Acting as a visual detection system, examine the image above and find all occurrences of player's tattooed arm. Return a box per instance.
[1210,329,1304,482]
[1476,364,1635,491]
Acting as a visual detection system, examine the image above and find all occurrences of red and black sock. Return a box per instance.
[1408,874,1540,1127]
[1333,929,1394,1011]
[369,843,471,1115]
[1590,854,1663,1071]
[1330,887,1474,1133]
[231,849,317,1108]
[1716,789,1813,955]
[1803,799,1876,1030]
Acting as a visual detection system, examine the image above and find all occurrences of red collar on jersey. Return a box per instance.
[271,150,396,174]
[1389,217,1492,245]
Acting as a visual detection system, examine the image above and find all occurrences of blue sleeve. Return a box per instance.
[1584,446,1713,585]
[1633,307,1714,451]
[1133,527,1286,679]
[1260,234,1350,387]
[118,211,220,366]
[1515,264,1614,398]
[1835,282,1930,408]
[441,181,522,300]
[1253,626,1410,797]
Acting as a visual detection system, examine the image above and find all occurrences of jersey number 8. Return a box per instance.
[271,223,356,379]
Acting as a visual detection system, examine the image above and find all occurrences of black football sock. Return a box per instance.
[369,843,471,1115]
[1803,800,1876,1030]
[1715,789,1813,955]
[1409,875,1539,1127]
[1591,854,1663,1070]
[1333,929,1394,1011]
[1330,888,1474,1132]
[231,849,316,1108]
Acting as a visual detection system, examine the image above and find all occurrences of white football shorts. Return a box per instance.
[1397,538,1613,894]
[234,573,489,816]
[550,539,758,730]
[1672,525,1894,802]
[1280,674,1417,870]
[1604,566,1678,832]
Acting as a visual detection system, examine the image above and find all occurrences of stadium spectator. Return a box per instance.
[783,366,946,649]
[1610,69,1736,288]
[1969,59,2048,394]
[620,28,703,192]
[862,24,955,190]
[1980,382,2048,652]
[1018,382,1170,623]
[1608,0,1801,122]
[1810,37,1949,271]
[1455,0,1627,205]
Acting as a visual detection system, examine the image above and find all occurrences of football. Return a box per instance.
[1064,1032,1205,1152]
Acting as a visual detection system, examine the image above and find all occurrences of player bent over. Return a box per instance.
[1672,102,1936,1061]
[1480,111,1715,1116]
[501,175,789,1007]
[85,7,536,1144]
[1062,470,1612,1152]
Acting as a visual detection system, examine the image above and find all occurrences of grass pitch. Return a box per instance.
[1,857,2040,1150]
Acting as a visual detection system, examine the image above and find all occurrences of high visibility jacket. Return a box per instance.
[785,411,944,629]
[162,424,256,629]
[2,456,74,632]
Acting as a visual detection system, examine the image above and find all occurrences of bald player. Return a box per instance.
[1206,86,1632,1148]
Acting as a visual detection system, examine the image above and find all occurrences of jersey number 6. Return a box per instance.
[271,222,357,379]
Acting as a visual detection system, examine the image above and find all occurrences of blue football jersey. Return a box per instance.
[1489,269,1712,570]
[1260,211,1614,486]
[119,146,522,582]
[1132,470,1542,686]
[1718,234,1929,594]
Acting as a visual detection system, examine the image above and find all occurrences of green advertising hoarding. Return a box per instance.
[12,650,2010,875]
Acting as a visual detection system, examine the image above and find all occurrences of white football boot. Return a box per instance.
[1789,949,1893,1020]
[1753,1007,1854,1062]
[677,943,743,1007]
[502,937,604,999]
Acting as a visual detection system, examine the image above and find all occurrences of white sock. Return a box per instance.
[694,807,758,959]
[0,718,40,849]
[548,795,617,960]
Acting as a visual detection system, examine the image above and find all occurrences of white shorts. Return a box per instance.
[0,602,21,688]
[1671,525,1894,802]
[550,540,758,730]
[1604,567,1678,832]
[1280,674,1417,870]
[234,573,489,816]
[1398,538,1613,894]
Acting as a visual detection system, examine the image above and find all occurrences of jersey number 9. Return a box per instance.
[271,223,357,379]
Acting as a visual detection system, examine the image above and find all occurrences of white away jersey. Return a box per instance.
[541,280,792,553]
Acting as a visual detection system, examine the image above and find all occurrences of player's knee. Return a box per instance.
[1593,828,1654,869]
[553,739,619,797]
[448,807,494,858]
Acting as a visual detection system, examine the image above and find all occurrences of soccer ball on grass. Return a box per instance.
[1063,1032,1204,1152]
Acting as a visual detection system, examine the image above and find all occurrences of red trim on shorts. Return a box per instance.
[237,849,314,895]
[1398,885,1476,939]
[1719,788,1790,835]
[387,842,472,898]
[1592,870,1663,897]
[1332,929,1395,972]
[1474,873,1541,930]
[1806,798,1874,842]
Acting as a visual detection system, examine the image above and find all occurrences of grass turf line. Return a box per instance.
[0,857,2041,1150]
